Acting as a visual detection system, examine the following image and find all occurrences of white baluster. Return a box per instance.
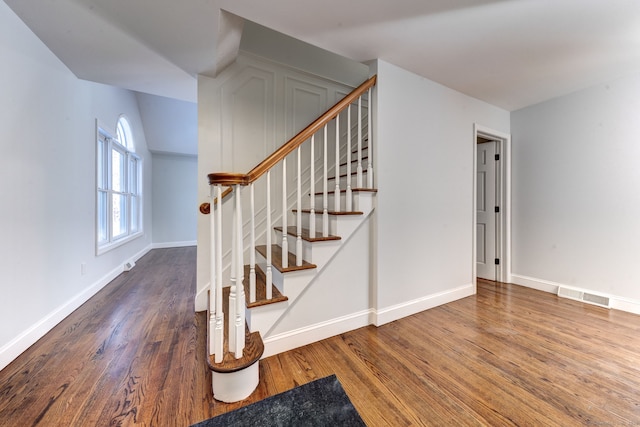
[281,158,288,269]
[266,171,273,300]
[334,113,341,212]
[249,183,256,303]
[296,147,302,266]
[346,104,353,211]
[309,135,316,237]
[367,87,374,189]
[322,124,329,237]
[233,184,245,358]
[357,96,363,188]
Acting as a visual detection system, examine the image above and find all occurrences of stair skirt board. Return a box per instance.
[262,283,476,358]
[511,274,640,316]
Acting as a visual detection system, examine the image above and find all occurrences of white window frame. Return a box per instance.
[96,118,143,255]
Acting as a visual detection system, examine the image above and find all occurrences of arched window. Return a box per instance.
[96,116,143,253]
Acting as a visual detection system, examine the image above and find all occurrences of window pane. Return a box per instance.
[98,190,108,243]
[112,149,124,192]
[112,193,127,239]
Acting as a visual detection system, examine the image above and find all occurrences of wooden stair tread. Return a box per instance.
[255,245,317,273]
[327,170,369,180]
[313,188,378,196]
[242,265,288,308]
[293,209,363,216]
[207,287,264,373]
[339,155,369,168]
[274,226,341,242]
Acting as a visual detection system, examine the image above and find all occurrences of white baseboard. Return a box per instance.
[0,244,153,371]
[152,240,196,249]
[262,309,372,358]
[510,274,561,294]
[511,274,640,316]
[261,284,476,358]
[372,283,475,326]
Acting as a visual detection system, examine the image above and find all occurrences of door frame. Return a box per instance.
[472,123,512,286]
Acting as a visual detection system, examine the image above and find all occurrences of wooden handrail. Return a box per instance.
[208,75,377,186]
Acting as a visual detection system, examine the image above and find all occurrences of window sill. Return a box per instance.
[96,231,144,256]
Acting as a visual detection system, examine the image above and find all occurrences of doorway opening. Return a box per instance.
[473,124,511,285]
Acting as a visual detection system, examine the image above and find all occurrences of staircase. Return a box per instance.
[203,76,377,402]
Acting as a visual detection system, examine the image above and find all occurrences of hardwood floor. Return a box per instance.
[1,247,639,426]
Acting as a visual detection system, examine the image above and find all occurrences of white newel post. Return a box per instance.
[232,184,245,357]
[210,185,224,363]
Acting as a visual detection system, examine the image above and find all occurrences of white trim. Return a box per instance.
[0,244,152,371]
[473,124,512,284]
[152,240,197,249]
[97,231,144,255]
[262,309,372,358]
[511,273,560,294]
[373,283,475,326]
[511,274,640,316]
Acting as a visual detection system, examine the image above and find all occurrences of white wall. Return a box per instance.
[373,59,510,320]
[152,153,197,246]
[511,73,640,310]
[0,2,153,370]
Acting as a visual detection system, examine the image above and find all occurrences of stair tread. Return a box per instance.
[242,264,288,308]
[293,209,363,216]
[339,155,369,168]
[255,244,317,273]
[207,287,264,373]
[313,188,378,196]
[274,226,341,242]
[328,170,369,180]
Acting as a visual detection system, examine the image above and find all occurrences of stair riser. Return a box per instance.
[310,191,374,211]
[274,230,342,267]
[326,173,369,188]
[246,302,287,334]
[338,161,369,175]
[255,253,316,299]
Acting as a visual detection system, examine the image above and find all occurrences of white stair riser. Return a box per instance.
[274,229,342,267]
[246,300,288,333]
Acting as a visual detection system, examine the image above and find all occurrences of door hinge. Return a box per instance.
[495,154,500,161]
[494,206,500,213]
[495,258,500,265]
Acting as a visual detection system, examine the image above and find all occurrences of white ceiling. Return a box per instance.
[5,0,640,110]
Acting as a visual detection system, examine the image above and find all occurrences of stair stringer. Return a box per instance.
[245,192,375,343]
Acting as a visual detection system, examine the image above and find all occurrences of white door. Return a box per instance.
[476,141,496,280]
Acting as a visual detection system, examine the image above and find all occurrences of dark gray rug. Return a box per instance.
[191,374,366,427]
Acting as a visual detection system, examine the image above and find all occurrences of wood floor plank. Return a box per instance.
[1,249,639,426]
